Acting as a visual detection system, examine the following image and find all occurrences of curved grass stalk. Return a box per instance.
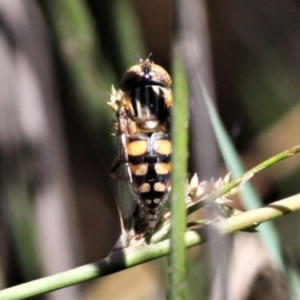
[1,193,300,299]
[187,144,300,214]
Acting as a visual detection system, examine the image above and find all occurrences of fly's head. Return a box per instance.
[120,58,172,91]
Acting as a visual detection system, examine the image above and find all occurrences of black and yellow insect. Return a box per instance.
[108,58,173,234]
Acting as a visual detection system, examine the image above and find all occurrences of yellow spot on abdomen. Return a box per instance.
[129,163,148,175]
[154,182,166,192]
[155,162,171,175]
[153,139,172,155]
[139,183,151,193]
[127,140,148,156]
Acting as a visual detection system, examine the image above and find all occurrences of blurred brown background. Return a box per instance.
[0,0,300,299]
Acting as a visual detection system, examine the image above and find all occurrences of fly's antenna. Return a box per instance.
[134,52,142,63]
[134,52,153,63]
[146,52,153,63]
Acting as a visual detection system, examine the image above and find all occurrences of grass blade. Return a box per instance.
[168,53,189,299]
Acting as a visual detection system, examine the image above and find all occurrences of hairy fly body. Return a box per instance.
[108,58,173,238]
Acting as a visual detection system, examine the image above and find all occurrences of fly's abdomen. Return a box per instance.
[126,132,172,229]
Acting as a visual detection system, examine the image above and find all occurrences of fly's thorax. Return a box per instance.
[119,59,172,134]
[120,85,172,133]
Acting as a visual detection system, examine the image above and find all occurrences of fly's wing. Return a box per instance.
[113,135,138,220]
[115,164,138,219]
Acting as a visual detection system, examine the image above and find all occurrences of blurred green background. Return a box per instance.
[0,0,300,299]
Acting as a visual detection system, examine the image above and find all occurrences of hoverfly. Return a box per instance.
[108,58,173,238]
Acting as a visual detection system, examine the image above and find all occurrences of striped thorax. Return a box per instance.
[110,59,172,134]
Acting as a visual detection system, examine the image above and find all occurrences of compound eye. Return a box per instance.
[120,65,141,90]
[150,64,172,87]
